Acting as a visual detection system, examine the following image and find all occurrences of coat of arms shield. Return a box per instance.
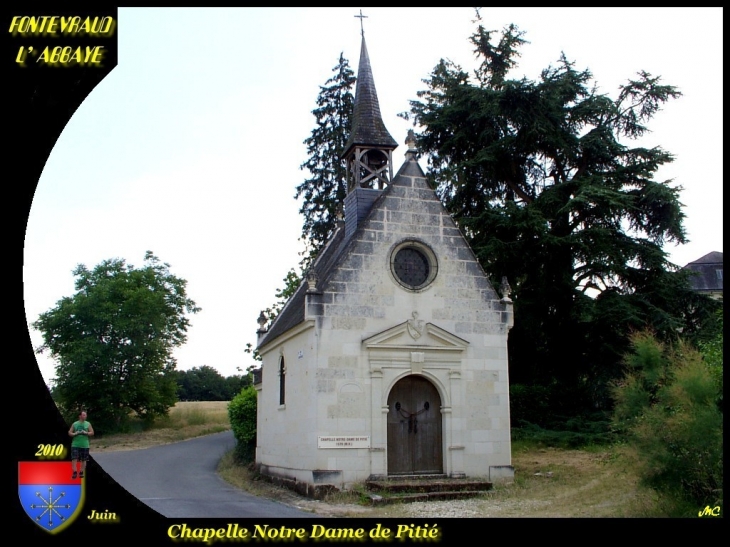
[18,461,84,533]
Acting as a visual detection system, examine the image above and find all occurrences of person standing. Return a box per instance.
[69,411,94,479]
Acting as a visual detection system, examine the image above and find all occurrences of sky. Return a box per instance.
[23,7,724,385]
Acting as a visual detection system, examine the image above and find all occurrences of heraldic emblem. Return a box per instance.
[18,461,84,533]
[407,311,425,340]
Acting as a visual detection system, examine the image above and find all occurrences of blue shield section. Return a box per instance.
[18,462,84,534]
[19,484,83,532]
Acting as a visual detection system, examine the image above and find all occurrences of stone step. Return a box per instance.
[376,474,448,481]
[366,490,490,505]
[366,477,492,494]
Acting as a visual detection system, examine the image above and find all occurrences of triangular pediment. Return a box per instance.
[363,321,469,352]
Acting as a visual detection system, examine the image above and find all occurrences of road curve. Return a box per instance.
[92,430,315,518]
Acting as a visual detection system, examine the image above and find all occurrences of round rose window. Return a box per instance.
[390,241,437,290]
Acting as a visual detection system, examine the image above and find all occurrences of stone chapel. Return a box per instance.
[253,33,514,495]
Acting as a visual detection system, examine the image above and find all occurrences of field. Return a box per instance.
[91,401,664,516]
[91,401,230,452]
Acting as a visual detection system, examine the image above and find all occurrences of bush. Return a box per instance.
[510,382,613,448]
[509,383,551,427]
[228,386,257,463]
[612,330,723,511]
[511,414,613,449]
[698,310,723,412]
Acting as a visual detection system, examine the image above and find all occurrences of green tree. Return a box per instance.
[224,373,251,400]
[698,310,723,411]
[613,330,723,513]
[176,365,225,401]
[295,52,355,270]
[34,251,200,432]
[404,16,719,409]
[176,366,251,401]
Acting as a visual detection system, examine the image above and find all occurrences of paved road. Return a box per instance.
[92,431,314,518]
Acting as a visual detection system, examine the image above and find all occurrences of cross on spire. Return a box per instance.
[354,9,368,36]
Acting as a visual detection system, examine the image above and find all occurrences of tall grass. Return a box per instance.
[93,401,231,451]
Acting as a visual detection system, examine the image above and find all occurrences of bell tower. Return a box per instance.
[342,18,398,239]
[342,27,398,192]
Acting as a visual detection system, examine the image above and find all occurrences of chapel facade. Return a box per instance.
[253,34,514,495]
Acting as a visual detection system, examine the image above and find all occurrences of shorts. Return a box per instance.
[71,447,89,462]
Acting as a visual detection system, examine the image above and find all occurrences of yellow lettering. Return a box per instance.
[9,16,23,34]
[70,47,83,64]
[9,15,63,35]
[99,17,114,34]
[46,16,59,35]
[369,523,392,539]
[395,523,436,539]
[26,16,39,33]
[90,46,105,64]
[179,523,192,538]
[37,46,50,64]
[310,526,364,540]
[60,16,80,34]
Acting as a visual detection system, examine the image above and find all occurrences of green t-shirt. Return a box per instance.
[71,420,91,448]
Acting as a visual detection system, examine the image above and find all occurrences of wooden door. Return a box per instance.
[387,376,442,475]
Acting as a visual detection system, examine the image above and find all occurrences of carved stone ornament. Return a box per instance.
[306,270,319,293]
[257,310,267,329]
[406,129,417,150]
[500,276,512,301]
[407,311,425,340]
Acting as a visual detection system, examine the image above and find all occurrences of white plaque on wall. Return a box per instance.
[318,436,370,449]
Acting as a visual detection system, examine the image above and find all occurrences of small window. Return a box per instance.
[716,269,723,281]
[278,357,286,406]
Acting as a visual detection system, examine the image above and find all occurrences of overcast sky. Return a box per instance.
[24,7,723,385]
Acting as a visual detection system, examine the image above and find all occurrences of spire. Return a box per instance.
[345,36,398,157]
[343,34,397,192]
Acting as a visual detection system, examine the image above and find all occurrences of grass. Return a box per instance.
[217,452,280,498]
[215,452,374,517]
[216,439,670,517]
[93,404,673,517]
[368,442,665,518]
[91,401,230,452]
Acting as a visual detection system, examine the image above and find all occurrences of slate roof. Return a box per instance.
[683,251,723,293]
[258,158,425,349]
[258,34,405,349]
[343,36,398,157]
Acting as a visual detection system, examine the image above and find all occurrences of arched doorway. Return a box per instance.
[387,375,443,475]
